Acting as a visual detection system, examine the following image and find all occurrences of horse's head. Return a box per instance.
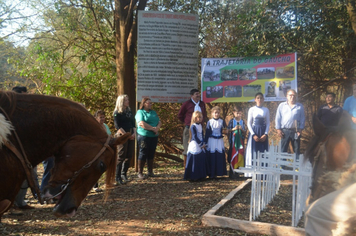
[43,133,131,217]
[305,112,355,205]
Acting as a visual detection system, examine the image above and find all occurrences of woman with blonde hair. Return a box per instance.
[113,94,136,184]
[184,111,208,181]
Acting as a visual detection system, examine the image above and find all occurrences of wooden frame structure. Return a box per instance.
[202,180,306,235]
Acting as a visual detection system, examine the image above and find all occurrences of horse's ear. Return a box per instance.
[110,133,131,147]
[338,111,352,132]
[313,114,326,137]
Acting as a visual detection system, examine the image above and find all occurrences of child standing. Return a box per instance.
[227,106,246,178]
[184,111,208,181]
[93,110,112,192]
[205,106,227,178]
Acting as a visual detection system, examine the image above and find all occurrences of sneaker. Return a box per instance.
[44,199,54,204]
[93,187,103,193]
[121,175,130,183]
[115,178,125,185]
[137,173,146,180]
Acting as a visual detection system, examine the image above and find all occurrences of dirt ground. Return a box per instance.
[1,160,257,236]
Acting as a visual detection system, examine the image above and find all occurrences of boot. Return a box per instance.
[137,160,146,180]
[147,159,155,177]
[121,161,130,182]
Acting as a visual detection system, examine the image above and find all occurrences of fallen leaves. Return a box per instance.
[0,161,295,235]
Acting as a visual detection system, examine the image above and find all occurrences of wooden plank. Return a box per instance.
[205,179,252,215]
[202,215,305,236]
[202,179,306,235]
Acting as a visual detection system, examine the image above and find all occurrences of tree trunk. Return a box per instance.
[114,0,147,111]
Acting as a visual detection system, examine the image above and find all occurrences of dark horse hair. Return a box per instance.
[305,112,356,205]
[0,91,130,219]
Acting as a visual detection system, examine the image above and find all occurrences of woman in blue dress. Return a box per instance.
[184,111,208,181]
[205,106,227,178]
[245,92,270,177]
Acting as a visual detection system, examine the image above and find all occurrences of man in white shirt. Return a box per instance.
[275,89,305,158]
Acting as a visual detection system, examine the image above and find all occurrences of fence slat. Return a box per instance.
[234,142,312,226]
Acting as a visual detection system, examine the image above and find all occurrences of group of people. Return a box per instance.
[179,87,352,182]
[182,106,228,181]
[10,90,162,213]
[97,95,161,185]
[10,83,356,230]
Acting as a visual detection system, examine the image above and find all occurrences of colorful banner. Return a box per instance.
[201,53,297,103]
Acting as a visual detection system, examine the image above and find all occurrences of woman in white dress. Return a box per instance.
[245,92,270,177]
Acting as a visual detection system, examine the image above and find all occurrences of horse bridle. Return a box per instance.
[312,133,332,165]
[0,106,45,204]
[48,135,114,200]
[310,133,332,198]
[0,106,114,204]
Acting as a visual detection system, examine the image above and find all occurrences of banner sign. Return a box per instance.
[201,53,297,103]
[137,11,199,103]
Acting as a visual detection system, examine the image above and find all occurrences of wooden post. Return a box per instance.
[135,101,139,172]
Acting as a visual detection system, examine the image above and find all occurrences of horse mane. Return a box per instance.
[317,161,356,199]
[103,147,117,201]
[0,92,18,146]
[0,113,13,146]
[305,112,353,165]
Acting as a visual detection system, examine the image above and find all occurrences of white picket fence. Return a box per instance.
[234,141,312,227]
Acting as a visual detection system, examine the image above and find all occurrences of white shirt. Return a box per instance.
[247,106,270,136]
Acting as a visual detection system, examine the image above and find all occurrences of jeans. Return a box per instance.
[281,129,300,159]
[41,156,54,192]
[137,135,158,161]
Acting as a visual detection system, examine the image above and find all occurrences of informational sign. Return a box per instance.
[137,11,199,103]
[201,53,297,103]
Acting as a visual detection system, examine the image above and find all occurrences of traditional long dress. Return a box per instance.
[205,118,227,178]
[184,123,208,181]
[245,106,270,177]
[227,118,246,171]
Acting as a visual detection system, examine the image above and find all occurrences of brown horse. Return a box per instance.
[304,112,356,205]
[0,91,131,220]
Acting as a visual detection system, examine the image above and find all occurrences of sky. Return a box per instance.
[1,0,38,46]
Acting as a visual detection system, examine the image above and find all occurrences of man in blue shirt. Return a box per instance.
[275,89,305,158]
[343,84,356,129]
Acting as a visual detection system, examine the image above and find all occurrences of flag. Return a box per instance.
[230,129,244,170]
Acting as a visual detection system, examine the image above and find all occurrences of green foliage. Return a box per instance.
[0,39,28,89]
[10,0,117,122]
[229,0,356,112]
[6,0,356,157]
